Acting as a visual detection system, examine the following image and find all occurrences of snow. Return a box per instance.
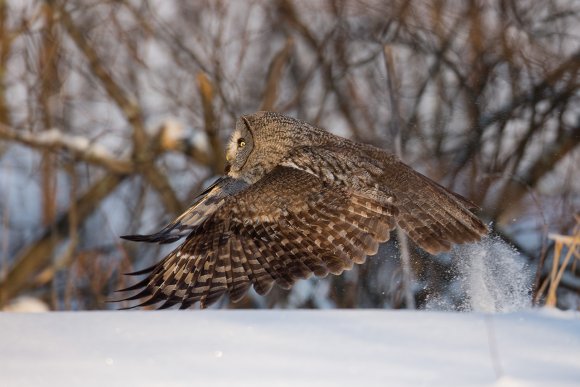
[2,296,49,312]
[455,236,532,312]
[28,128,118,162]
[424,236,533,313]
[1,309,578,387]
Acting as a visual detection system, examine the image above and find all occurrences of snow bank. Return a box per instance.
[1,309,578,387]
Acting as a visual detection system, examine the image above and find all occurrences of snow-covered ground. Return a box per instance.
[1,309,578,387]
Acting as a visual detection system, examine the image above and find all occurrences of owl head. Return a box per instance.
[225,111,328,183]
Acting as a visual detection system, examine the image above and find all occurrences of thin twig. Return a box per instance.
[260,38,294,111]
[384,44,415,309]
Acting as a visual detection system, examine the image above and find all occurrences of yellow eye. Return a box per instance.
[237,138,246,148]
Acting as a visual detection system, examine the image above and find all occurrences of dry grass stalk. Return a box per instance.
[543,217,580,307]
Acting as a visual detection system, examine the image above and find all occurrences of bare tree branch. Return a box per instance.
[384,44,415,309]
[260,38,294,111]
[0,174,126,305]
[197,71,225,174]
[50,0,148,155]
[0,124,134,174]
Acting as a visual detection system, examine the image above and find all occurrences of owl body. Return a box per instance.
[119,111,487,309]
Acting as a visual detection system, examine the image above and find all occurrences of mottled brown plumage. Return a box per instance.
[119,111,488,309]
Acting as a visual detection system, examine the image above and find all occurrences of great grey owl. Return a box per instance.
[119,111,488,309]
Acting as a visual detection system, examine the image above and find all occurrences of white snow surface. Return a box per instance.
[1,309,579,387]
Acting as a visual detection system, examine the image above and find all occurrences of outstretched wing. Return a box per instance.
[117,166,397,309]
[121,176,249,244]
[383,162,488,254]
[281,144,488,255]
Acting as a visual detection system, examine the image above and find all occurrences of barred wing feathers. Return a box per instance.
[283,144,488,256]
[118,166,397,309]
[381,161,488,254]
[121,177,249,245]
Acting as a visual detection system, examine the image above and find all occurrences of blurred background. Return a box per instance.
[0,0,578,311]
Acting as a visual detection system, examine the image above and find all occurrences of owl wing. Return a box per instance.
[382,161,488,253]
[121,176,249,245]
[117,166,397,309]
[282,144,488,255]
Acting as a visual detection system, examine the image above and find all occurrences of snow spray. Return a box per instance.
[453,235,533,312]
